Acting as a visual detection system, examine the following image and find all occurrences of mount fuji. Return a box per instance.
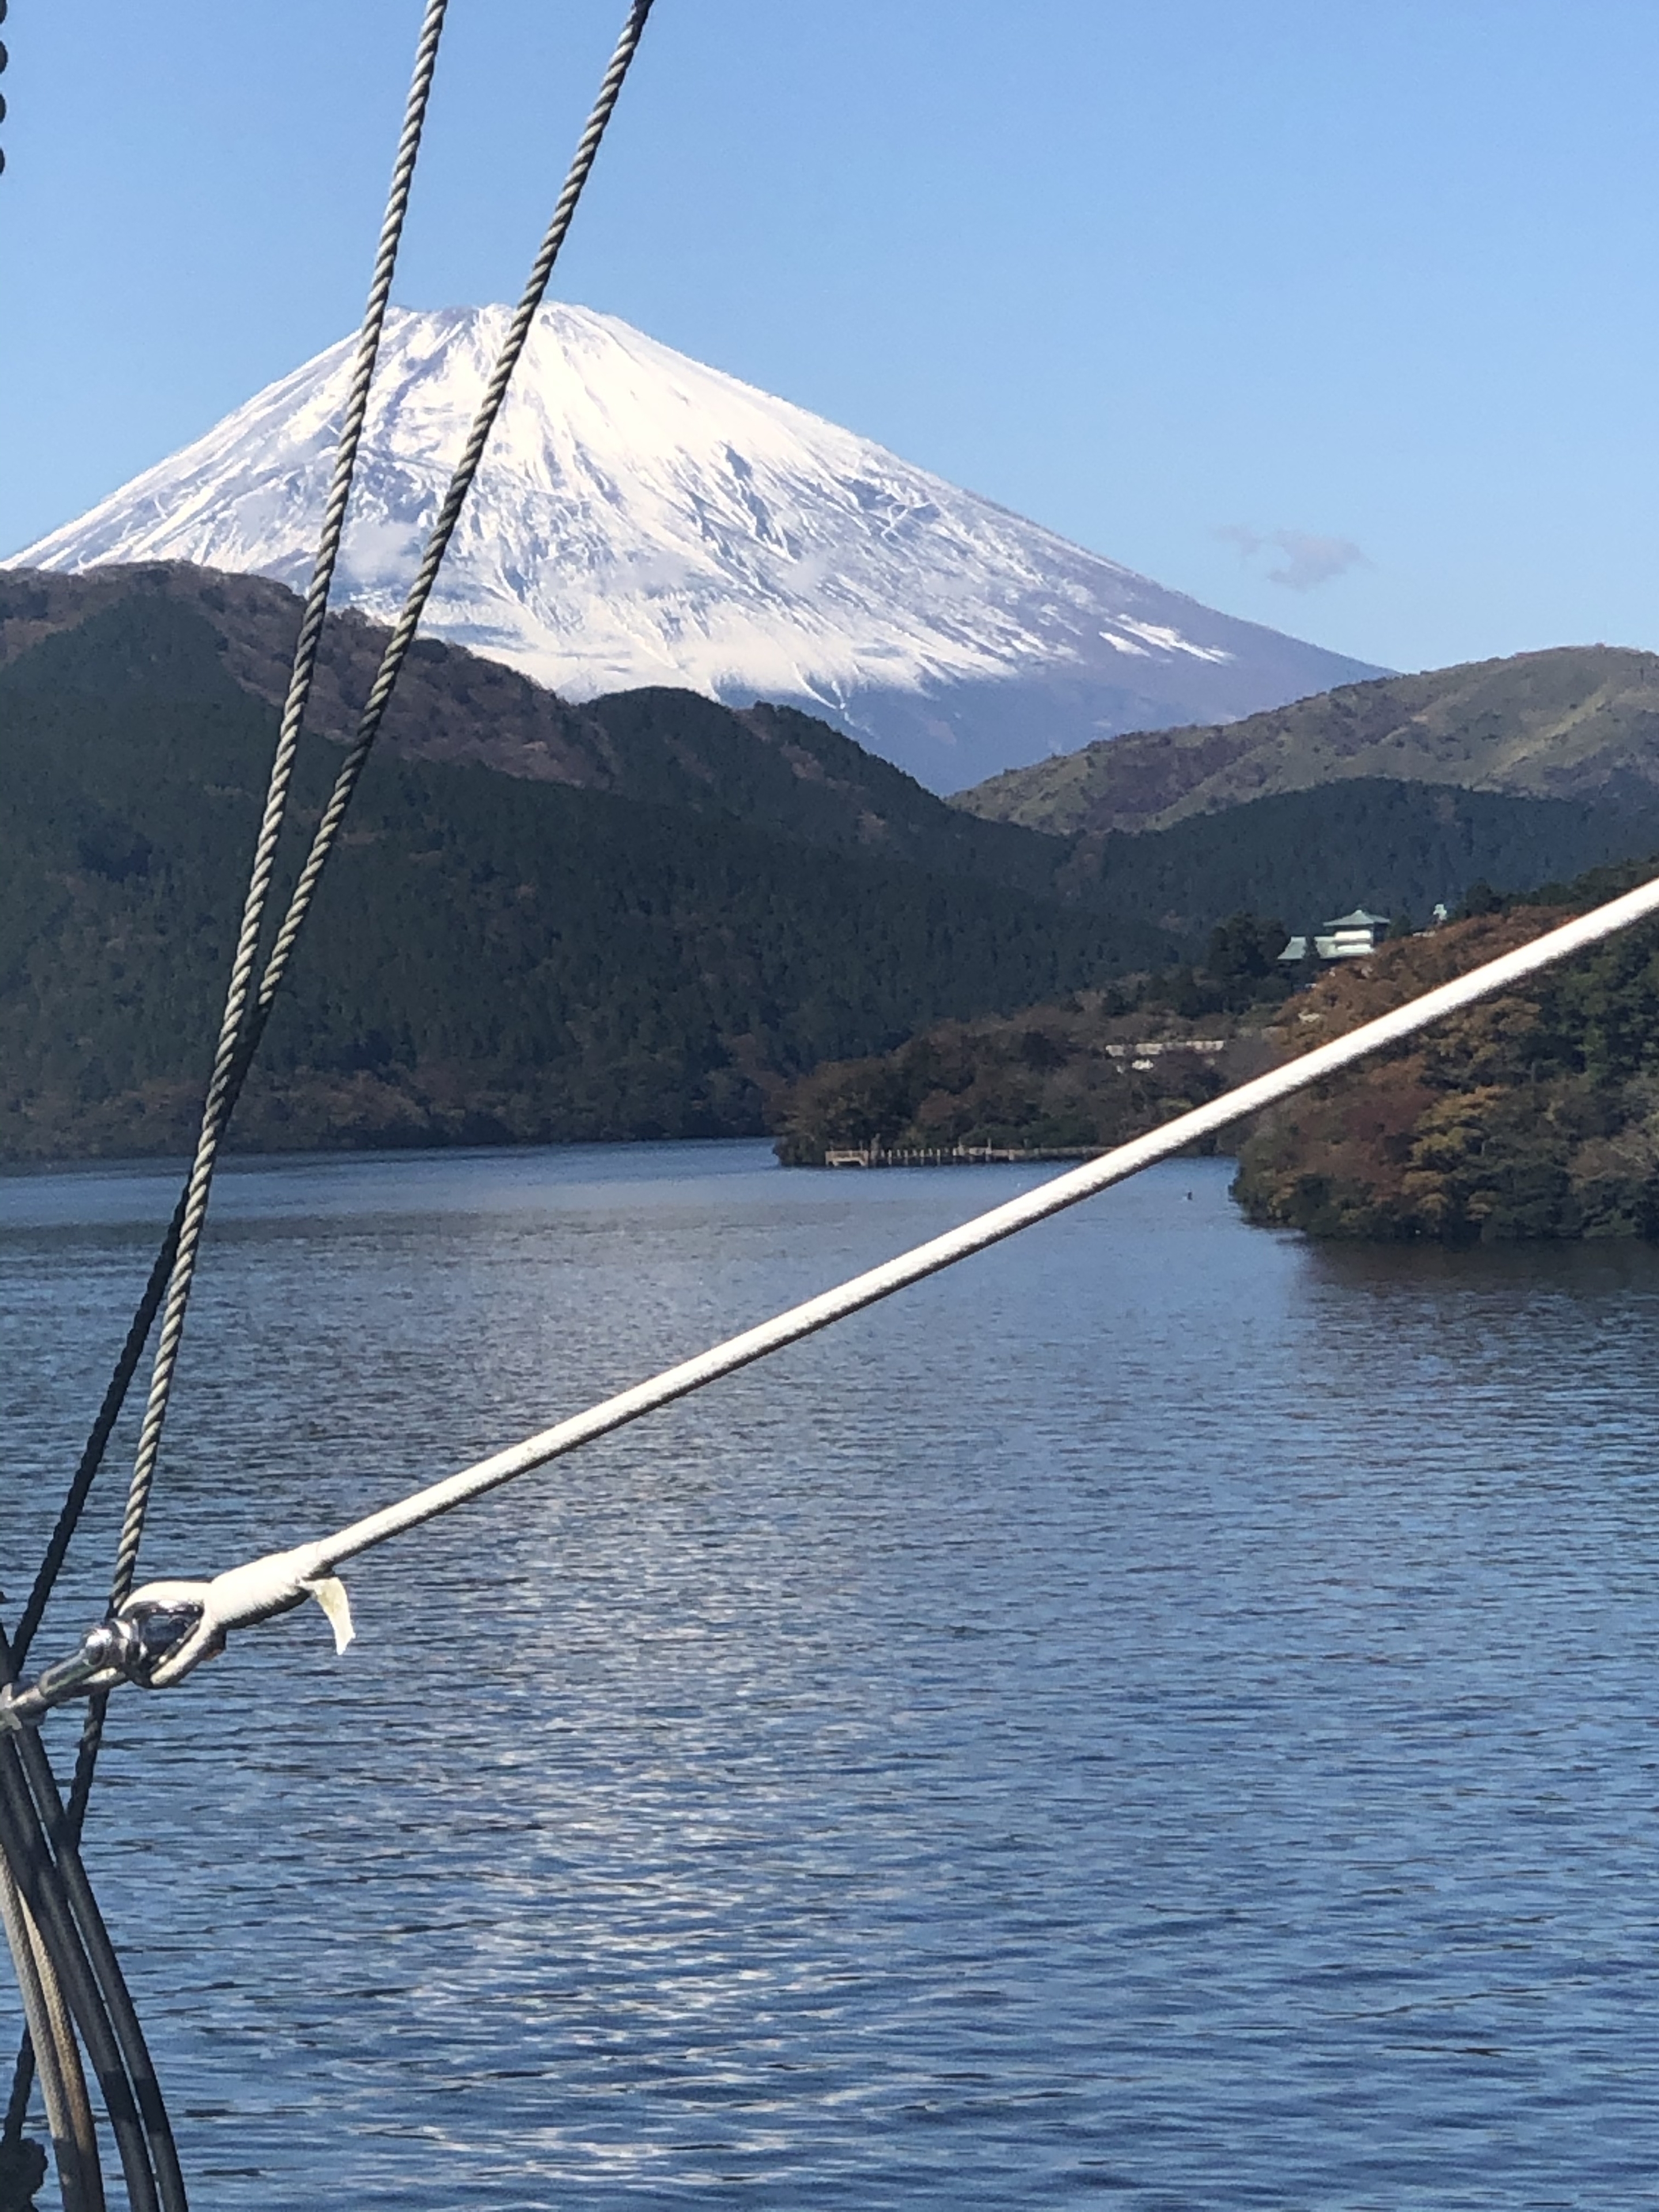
[10,304,1383,792]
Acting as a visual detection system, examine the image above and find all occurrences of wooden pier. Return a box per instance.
[820,1143,1104,1168]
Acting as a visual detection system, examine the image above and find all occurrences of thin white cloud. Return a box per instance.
[1266,530,1366,590]
[1215,523,1367,591]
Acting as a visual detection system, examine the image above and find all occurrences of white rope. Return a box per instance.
[119,866,1659,1689]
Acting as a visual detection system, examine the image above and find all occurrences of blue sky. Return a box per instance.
[4,0,1657,677]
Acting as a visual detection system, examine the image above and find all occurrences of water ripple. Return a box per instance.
[5,1145,1659,2207]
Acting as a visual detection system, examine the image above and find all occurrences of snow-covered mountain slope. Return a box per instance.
[10,305,1383,791]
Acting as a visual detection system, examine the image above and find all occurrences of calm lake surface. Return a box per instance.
[5,1141,1659,2209]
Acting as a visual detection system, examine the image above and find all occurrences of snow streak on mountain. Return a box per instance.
[12,305,1382,790]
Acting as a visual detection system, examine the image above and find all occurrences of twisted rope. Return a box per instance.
[112,0,653,1614]
[249,0,658,1029]
[108,0,452,1612]
[27,0,655,1782]
[28,0,658,1886]
[21,1,658,1671]
[6,7,658,2195]
[3,2,450,2186]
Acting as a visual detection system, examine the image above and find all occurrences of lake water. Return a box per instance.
[6,1141,1659,2210]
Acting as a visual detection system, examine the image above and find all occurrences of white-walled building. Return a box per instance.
[1315,909,1391,959]
[1278,909,1392,968]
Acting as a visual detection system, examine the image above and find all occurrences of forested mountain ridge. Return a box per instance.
[0,565,1063,896]
[10,568,1659,945]
[12,565,1659,1166]
[1067,777,1659,942]
[0,588,1171,1159]
[956,646,1659,836]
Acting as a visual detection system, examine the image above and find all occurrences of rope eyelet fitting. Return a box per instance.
[112,1601,216,1690]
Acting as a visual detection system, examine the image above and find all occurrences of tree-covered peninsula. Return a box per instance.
[771,917,1290,1165]
[1232,866,1659,1242]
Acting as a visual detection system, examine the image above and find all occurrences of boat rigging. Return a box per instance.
[5,5,1659,2206]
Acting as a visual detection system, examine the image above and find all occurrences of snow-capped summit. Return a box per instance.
[12,305,1381,790]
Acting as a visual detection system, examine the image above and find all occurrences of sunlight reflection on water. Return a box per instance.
[6,1142,1659,2208]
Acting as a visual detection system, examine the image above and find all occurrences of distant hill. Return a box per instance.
[0,582,1170,1160]
[1067,777,1659,940]
[955,646,1659,836]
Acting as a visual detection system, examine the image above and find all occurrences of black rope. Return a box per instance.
[10,1736,184,2208]
[0,1624,185,2210]
[0,1752,153,2212]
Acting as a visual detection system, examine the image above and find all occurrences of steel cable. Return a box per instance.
[3,3,453,2186]
[7,0,451,1832]
[18,0,657,1667]
[35,0,658,1863]
[113,0,654,1617]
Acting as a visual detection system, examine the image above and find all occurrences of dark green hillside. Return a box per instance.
[580,690,1065,895]
[0,565,1066,896]
[0,593,1168,1158]
[14,570,1659,952]
[1070,778,1659,939]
